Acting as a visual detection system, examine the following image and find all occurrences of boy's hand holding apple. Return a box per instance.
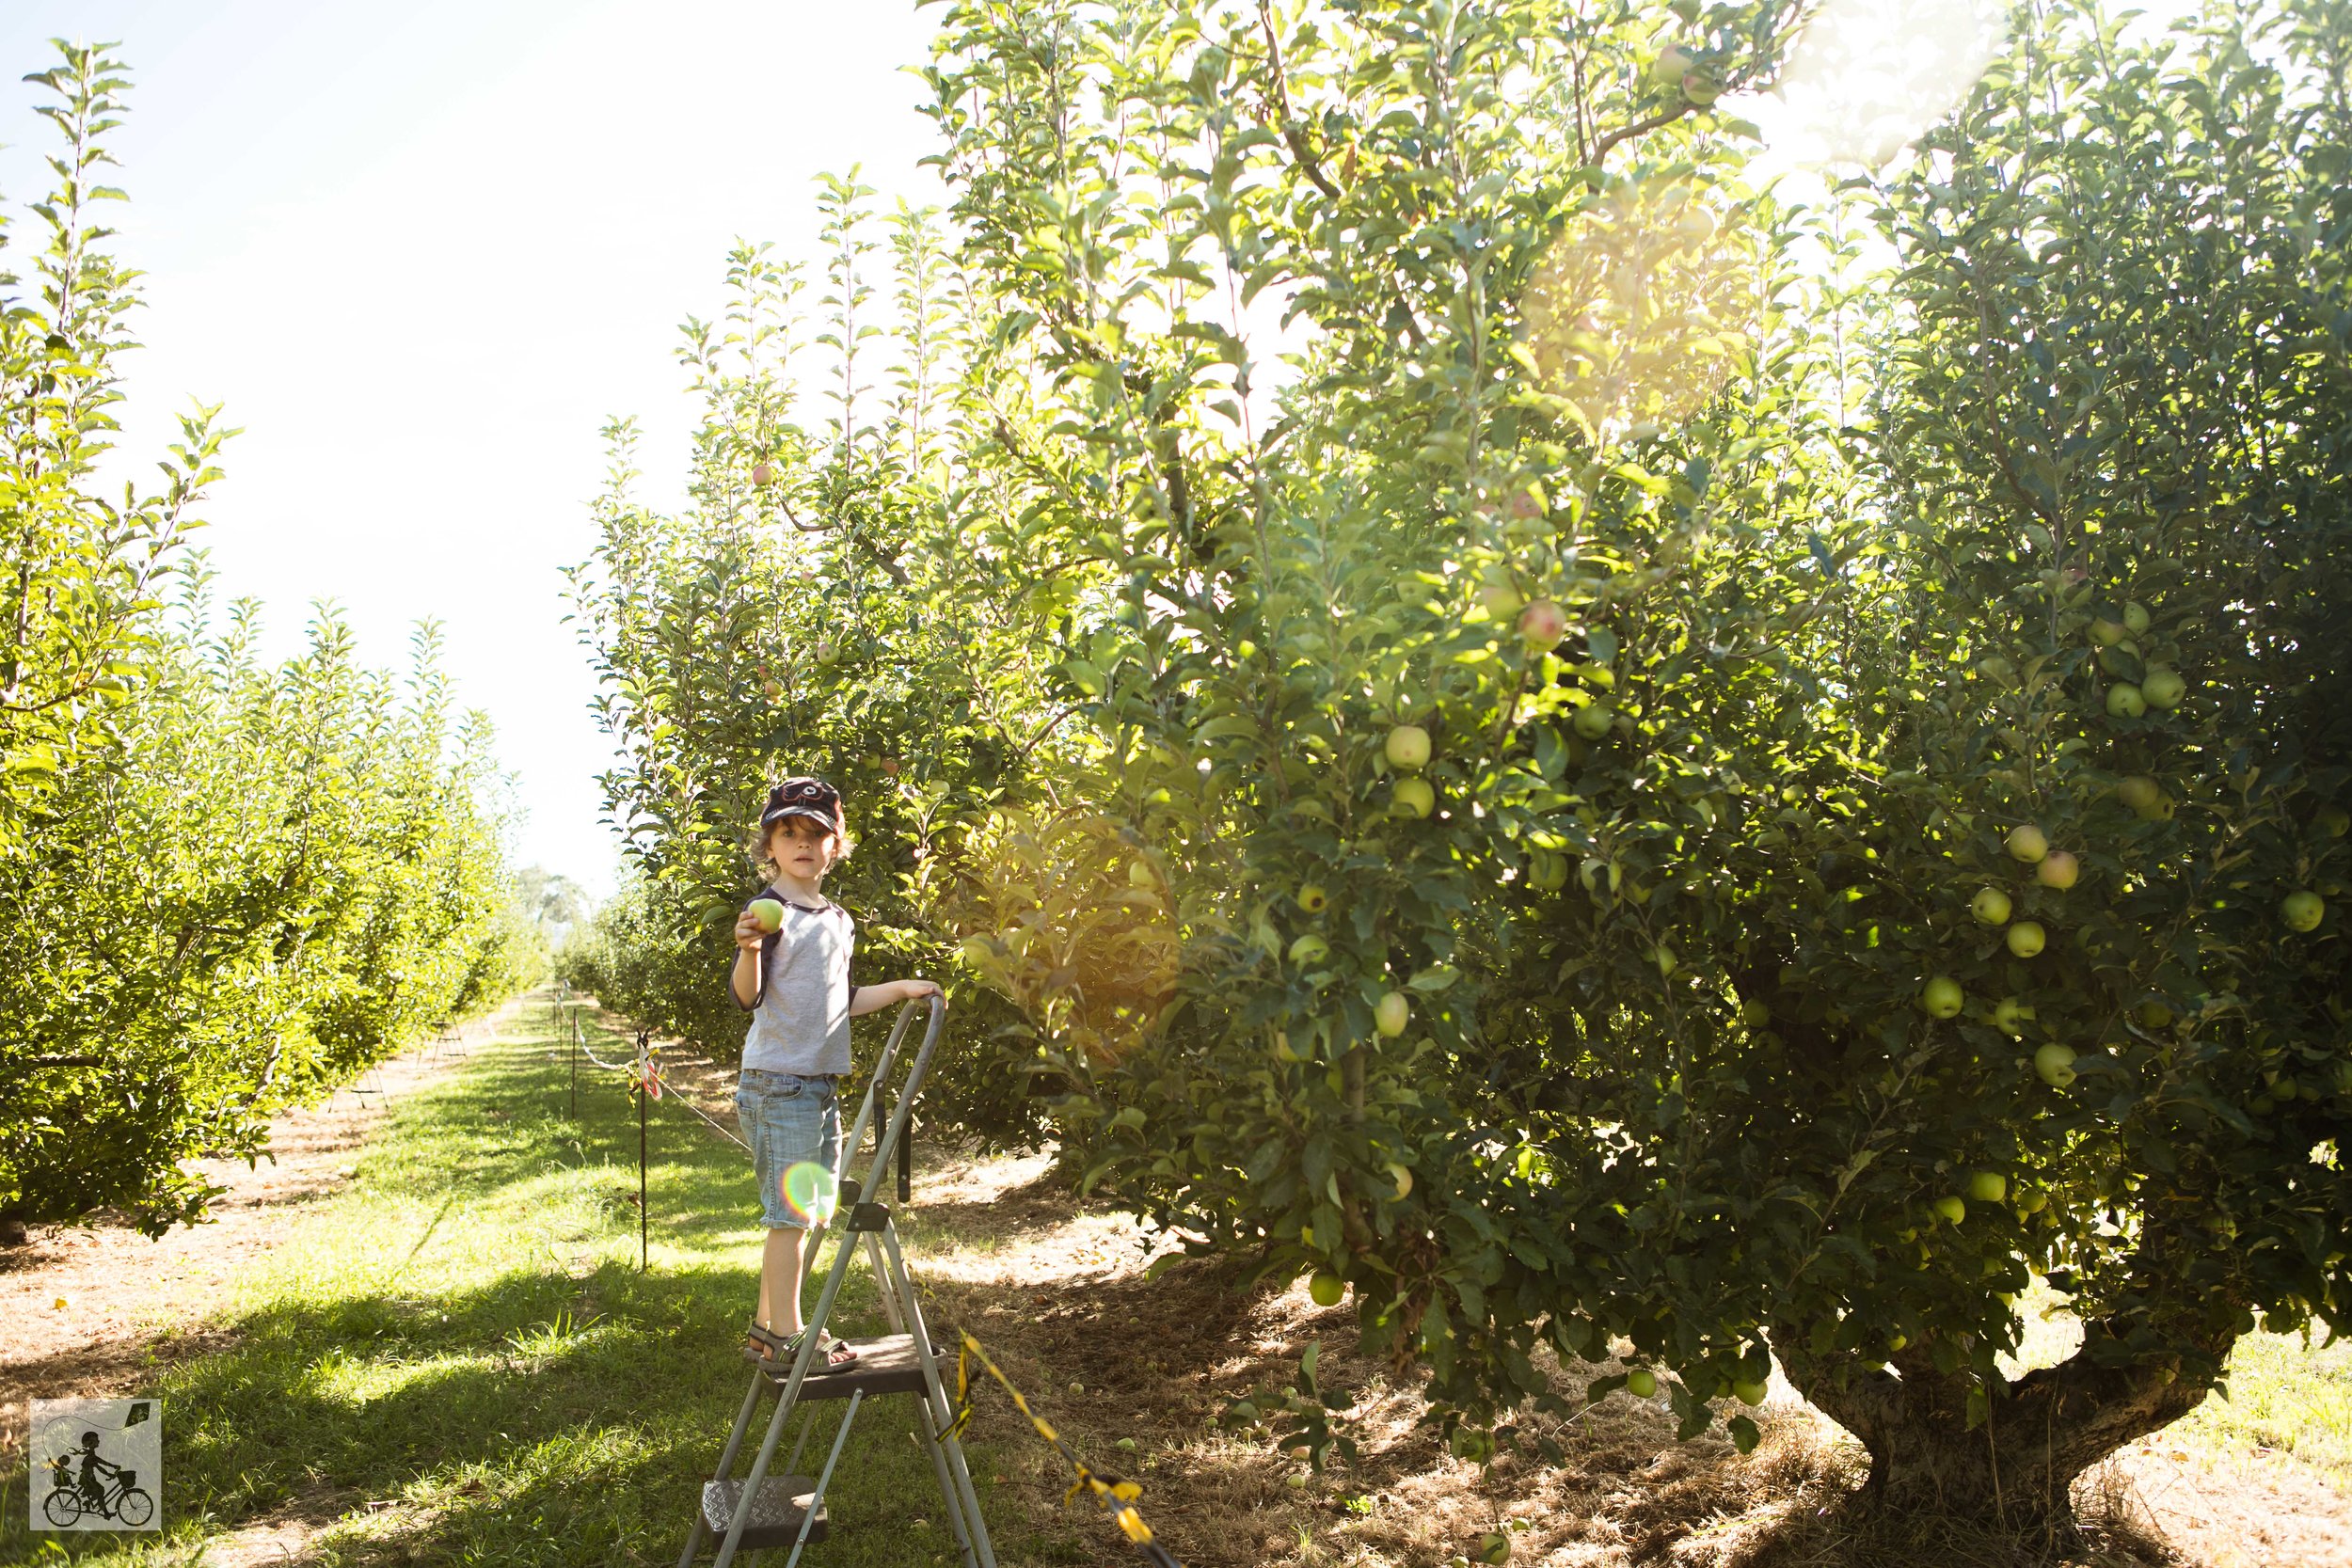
[735,900,784,952]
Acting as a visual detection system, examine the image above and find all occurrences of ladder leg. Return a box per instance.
[782,1389,863,1568]
[711,1209,867,1565]
[882,1227,997,1568]
[869,1227,978,1565]
[914,1392,982,1568]
[710,1383,801,1568]
[864,1231,909,1334]
[781,1406,818,1481]
[678,1371,766,1568]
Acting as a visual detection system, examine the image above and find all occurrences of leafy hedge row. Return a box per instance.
[0,46,533,1239]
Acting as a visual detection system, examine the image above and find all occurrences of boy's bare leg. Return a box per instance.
[756,1225,807,1337]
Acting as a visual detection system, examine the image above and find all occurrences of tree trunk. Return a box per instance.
[1774,1316,2235,1545]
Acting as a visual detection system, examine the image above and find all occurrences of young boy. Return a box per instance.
[730,775,938,1369]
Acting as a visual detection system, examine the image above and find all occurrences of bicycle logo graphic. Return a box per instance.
[30,1397,161,1533]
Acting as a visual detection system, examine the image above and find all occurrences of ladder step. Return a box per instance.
[751,1333,941,1401]
[698,1475,827,1550]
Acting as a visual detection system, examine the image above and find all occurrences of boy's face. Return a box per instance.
[765,816,834,879]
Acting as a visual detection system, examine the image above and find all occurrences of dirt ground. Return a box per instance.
[4,995,2344,1568]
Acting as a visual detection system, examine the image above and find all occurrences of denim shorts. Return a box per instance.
[736,1070,842,1230]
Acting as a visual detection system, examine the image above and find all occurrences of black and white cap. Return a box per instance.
[760,776,844,833]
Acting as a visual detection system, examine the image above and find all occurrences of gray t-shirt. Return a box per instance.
[741,899,856,1076]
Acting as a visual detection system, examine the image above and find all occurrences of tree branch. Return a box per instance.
[1257,1,1343,200]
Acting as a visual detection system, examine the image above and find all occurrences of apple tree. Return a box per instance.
[0,48,532,1241]
[1744,0,2352,1526]
[564,185,1076,1139]
[915,0,1845,1455]
[907,0,2347,1540]
[0,42,227,848]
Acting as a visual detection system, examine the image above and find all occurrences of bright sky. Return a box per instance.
[0,2,948,899]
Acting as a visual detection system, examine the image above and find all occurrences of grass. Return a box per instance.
[2,991,2344,1567]
[2003,1279,2352,1491]
[0,995,1044,1568]
[2170,1331,2352,1483]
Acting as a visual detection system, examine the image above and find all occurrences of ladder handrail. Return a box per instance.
[826,990,946,1222]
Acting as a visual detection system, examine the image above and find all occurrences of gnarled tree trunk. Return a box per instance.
[1774,1316,2236,1545]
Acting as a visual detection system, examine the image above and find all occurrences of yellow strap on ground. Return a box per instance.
[954,1329,1182,1566]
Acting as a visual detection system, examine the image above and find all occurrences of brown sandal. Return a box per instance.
[743,1322,858,1370]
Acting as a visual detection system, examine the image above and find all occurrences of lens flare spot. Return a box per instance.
[782,1161,838,1226]
[941,806,1180,1064]
[1767,0,2009,168]
[1518,177,1763,440]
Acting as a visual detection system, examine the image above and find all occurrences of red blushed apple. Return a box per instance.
[1518,599,1567,649]
[2037,850,2079,889]
[751,461,776,487]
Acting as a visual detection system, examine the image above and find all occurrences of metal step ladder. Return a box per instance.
[679,995,995,1568]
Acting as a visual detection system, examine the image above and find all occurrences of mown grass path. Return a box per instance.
[0,992,1027,1568]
